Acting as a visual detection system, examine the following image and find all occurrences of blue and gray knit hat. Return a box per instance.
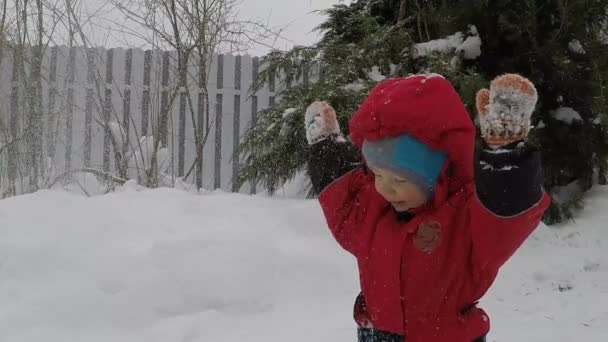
[362,134,447,199]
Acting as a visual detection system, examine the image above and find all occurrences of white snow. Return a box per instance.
[389,64,398,75]
[129,136,170,173]
[342,81,367,91]
[282,108,297,118]
[553,107,583,124]
[486,148,517,154]
[414,32,464,57]
[457,35,482,59]
[479,161,519,171]
[266,123,277,132]
[52,172,110,196]
[0,184,607,341]
[551,180,584,206]
[108,121,126,148]
[568,39,586,54]
[368,66,387,82]
[267,108,298,132]
[259,171,311,199]
[342,64,399,91]
[414,26,481,60]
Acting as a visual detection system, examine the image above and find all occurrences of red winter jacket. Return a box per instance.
[318,75,551,342]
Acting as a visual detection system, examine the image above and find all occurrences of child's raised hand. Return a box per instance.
[305,101,342,145]
[475,74,538,149]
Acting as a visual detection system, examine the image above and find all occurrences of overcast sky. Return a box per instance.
[237,0,348,54]
[78,0,350,56]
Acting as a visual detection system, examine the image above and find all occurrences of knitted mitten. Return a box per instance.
[305,101,342,145]
[476,74,538,148]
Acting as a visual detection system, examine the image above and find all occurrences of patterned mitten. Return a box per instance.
[476,74,538,149]
[305,101,342,145]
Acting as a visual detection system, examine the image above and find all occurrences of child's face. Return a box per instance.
[370,167,427,212]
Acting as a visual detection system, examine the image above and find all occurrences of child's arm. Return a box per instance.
[470,142,550,280]
[305,101,362,194]
[305,101,374,256]
[317,167,376,256]
[308,138,361,195]
[476,142,545,217]
[468,75,551,284]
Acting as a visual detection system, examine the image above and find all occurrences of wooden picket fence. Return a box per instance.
[0,46,317,194]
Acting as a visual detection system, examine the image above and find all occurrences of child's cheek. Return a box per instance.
[374,179,392,199]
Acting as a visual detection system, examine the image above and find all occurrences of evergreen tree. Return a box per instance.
[238,0,608,224]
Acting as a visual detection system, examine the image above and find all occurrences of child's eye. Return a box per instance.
[395,178,408,183]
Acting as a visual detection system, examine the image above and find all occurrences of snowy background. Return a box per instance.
[0,180,606,341]
[1,0,607,341]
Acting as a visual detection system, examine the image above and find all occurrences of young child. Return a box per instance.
[305,74,550,342]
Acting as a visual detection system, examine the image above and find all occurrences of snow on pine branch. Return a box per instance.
[568,40,586,54]
[413,26,481,60]
[552,107,583,124]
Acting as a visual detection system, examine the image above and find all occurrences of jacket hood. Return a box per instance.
[348,74,476,206]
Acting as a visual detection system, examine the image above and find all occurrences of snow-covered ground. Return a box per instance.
[0,183,606,341]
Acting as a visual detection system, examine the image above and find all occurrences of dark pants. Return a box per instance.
[357,327,486,342]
